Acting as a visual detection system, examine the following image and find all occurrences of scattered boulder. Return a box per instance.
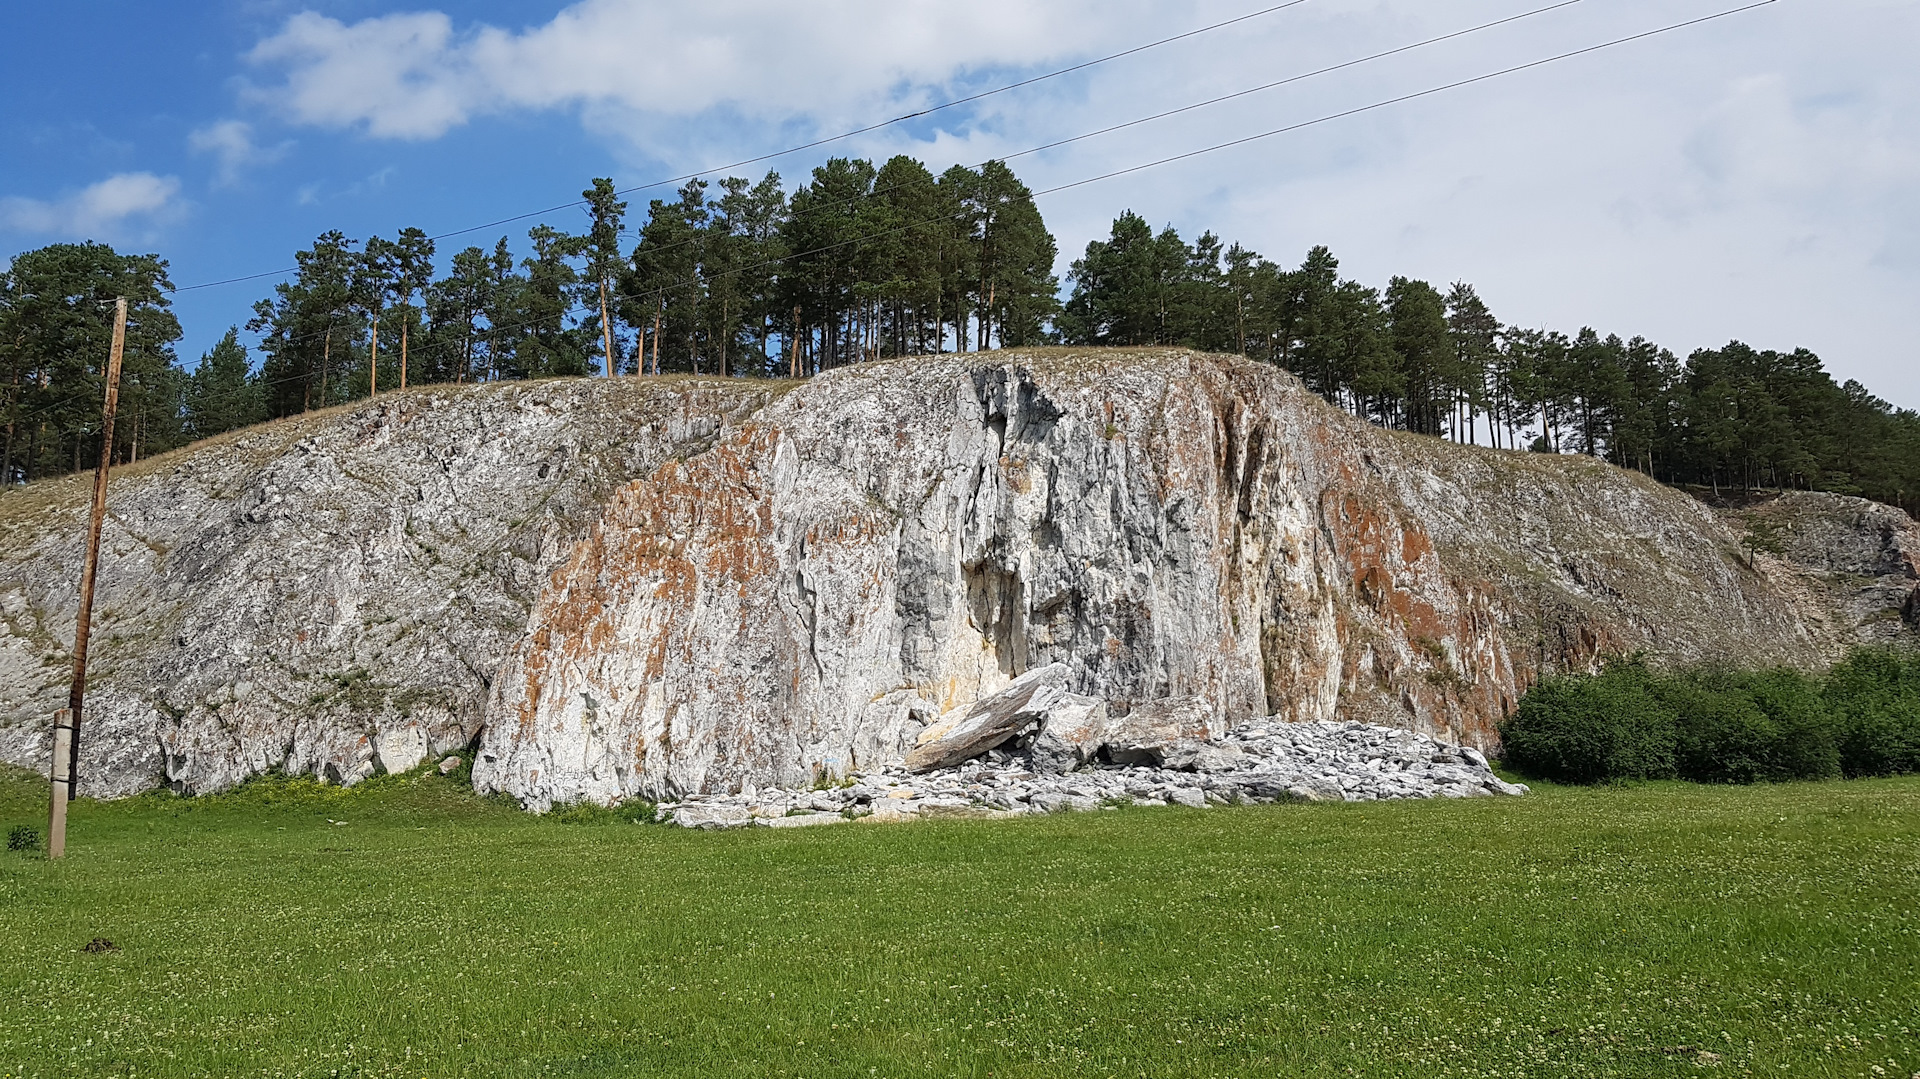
[761,812,844,829]
[904,664,1071,772]
[657,718,1525,828]
[437,755,463,775]
[1099,696,1216,767]
[1167,786,1209,809]
[1160,741,1249,774]
[670,803,753,830]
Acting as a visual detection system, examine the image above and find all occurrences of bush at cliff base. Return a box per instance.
[1826,647,1920,776]
[1497,662,1676,784]
[1499,648,1920,785]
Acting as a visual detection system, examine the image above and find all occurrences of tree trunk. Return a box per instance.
[400,312,409,391]
[600,277,615,377]
[3,367,16,484]
[369,320,379,398]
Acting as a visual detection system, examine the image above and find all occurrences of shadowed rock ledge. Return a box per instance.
[0,348,1903,805]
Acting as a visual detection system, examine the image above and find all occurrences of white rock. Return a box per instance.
[1167,787,1209,809]
[671,803,753,830]
[762,812,845,829]
[1027,694,1110,774]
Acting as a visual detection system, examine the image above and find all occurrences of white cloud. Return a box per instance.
[244,0,1134,139]
[189,120,291,186]
[236,0,1920,403]
[0,172,184,237]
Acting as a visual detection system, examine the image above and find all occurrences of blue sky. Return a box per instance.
[4,0,1917,405]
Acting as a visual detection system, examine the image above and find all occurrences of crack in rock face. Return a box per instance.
[0,349,1891,804]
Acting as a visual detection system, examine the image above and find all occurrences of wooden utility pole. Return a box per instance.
[50,297,126,859]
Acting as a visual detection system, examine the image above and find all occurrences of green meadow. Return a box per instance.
[1,766,1915,1079]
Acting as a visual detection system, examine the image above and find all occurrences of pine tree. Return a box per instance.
[186,327,264,438]
[579,178,628,376]
[1444,283,1499,444]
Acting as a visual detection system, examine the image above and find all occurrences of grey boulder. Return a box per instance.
[1099,696,1218,767]
[1027,693,1111,774]
[670,803,753,830]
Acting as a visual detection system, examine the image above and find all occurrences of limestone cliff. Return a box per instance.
[0,349,1904,804]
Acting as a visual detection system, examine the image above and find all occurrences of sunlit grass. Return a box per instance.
[1,765,1914,1078]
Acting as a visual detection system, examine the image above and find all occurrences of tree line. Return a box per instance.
[1060,211,1920,512]
[2,167,1916,516]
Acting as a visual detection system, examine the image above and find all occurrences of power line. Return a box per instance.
[165,0,1313,295]
[14,0,1781,422]
[1028,0,1780,200]
[628,0,1591,268]
[1002,0,1584,166]
[185,0,1596,342]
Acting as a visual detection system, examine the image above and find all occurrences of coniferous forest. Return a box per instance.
[3,155,1917,515]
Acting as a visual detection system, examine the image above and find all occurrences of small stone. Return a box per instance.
[437,755,462,775]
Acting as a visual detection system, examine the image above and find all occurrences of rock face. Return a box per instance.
[0,378,774,796]
[1726,491,1920,645]
[0,349,1906,804]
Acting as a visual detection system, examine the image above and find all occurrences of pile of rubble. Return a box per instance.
[657,665,1526,829]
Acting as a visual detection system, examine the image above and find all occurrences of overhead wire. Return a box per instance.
[16,0,1782,421]
[176,0,1598,363]
[166,0,1314,295]
[533,0,1592,277]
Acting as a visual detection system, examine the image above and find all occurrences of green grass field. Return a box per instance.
[1,767,1915,1079]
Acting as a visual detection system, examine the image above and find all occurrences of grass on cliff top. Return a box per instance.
[0,767,1915,1079]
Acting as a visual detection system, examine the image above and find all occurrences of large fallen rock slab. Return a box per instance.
[904,664,1070,772]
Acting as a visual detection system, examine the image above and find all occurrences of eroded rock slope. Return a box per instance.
[0,349,1901,804]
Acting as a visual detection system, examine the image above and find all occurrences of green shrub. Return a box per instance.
[1501,651,1899,786]
[1824,648,1920,777]
[1660,668,1838,784]
[7,824,38,852]
[1499,660,1676,784]
[546,799,656,825]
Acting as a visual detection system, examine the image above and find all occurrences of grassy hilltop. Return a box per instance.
[1,767,1915,1078]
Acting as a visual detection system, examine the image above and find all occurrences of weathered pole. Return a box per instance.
[50,297,126,859]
